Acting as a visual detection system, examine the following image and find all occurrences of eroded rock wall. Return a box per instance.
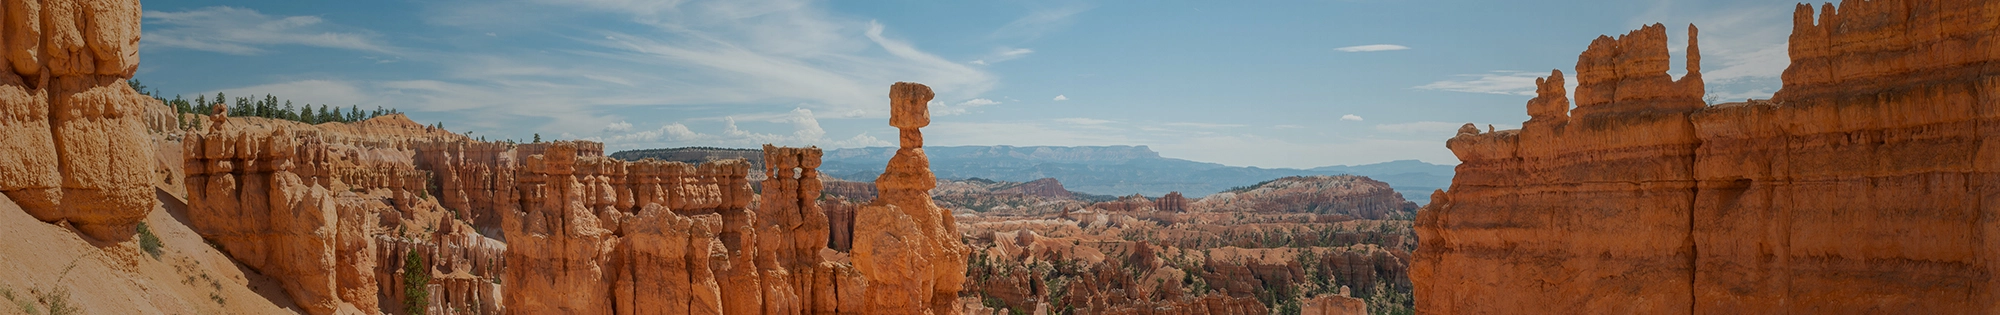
[1415,23,1704,314]
[1420,1,2000,313]
[0,0,157,241]
[1690,1,2000,313]
[183,126,383,314]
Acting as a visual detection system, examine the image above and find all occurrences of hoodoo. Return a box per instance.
[852,82,972,314]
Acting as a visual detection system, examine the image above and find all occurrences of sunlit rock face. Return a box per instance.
[1419,1,2000,313]
[0,0,157,241]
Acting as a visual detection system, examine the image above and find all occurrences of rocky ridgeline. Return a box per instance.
[1419,0,2000,313]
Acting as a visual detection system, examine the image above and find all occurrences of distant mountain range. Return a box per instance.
[608,145,1454,205]
[815,145,1452,205]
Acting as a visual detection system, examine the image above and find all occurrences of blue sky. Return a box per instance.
[137,0,1805,168]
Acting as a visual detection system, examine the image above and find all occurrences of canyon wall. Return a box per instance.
[1419,1,2000,313]
[0,0,158,241]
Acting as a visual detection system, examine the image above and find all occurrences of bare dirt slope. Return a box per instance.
[0,191,300,314]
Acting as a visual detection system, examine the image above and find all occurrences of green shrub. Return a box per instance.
[137,223,164,259]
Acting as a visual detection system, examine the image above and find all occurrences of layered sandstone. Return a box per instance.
[851,82,970,314]
[0,0,157,241]
[1415,23,1704,315]
[1420,1,2000,313]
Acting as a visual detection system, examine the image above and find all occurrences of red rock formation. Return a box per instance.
[820,197,859,252]
[1300,294,1365,315]
[852,82,970,314]
[378,229,507,315]
[1156,191,1190,212]
[0,0,156,241]
[820,178,877,201]
[1689,1,2000,313]
[1417,23,1704,315]
[1091,194,1153,212]
[182,127,372,314]
[1420,1,2000,313]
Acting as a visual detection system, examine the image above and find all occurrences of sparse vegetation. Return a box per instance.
[1365,279,1414,315]
[3,287,36,315]
[137,222,164,259]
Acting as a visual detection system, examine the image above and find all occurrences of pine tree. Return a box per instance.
[533,133,541,143]
[403,250,431,315]
[299,104,314,124]
[349,105,362,122]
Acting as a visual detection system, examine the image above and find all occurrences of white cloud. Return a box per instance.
[605,121,634,132]
[144,6,395,55]
[933,98,1001,116]
[223,0,1004,142]
[1053,95,1068,101]
[591,108,886,150]
[972,48,1035,65]
[1414,71,1546,96]
[1340,114,1364,121]
[1629,2,1792,100]
[1334,44,1410,53]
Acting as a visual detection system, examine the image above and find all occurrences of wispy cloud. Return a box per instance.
[1334,44,1409,52]
[933,98,1001,116]
[1053,95,1068,101]
[144,6,395,55]
[971,48,1036,65]
[1340,114,1364,121]
[588,108,892,150]
[204,0,1001,148]
[1630,1,1791,100]
[1414,71,1545,96]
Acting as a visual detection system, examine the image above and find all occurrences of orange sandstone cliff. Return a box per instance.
[0,0,156,241]
[1418,0,2000,313]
